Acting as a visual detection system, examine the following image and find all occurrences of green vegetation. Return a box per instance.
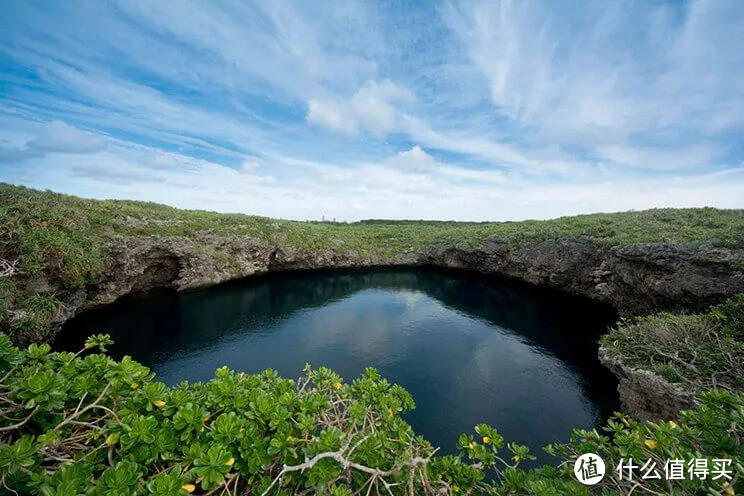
[1,182,743,493]
[602,294,744,393]
[2,182,743,342]
[0,333,741,495]
[3,183,744,259]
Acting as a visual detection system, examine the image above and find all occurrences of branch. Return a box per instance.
[0,258,19,278]
[261,445,434,496]
[0,405,40,432]
[54,383,117,431]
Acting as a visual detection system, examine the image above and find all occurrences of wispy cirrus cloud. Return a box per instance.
[0,0,742,220]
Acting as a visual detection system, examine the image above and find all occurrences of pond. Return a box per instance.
[56,267,619,463]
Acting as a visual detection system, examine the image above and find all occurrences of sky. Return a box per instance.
[0,0,743,222]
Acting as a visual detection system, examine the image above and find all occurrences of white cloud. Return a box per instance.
[443,0,744,169]
[0,120,107,162]
[1,0,742,220]
[389,145,434,167]
[599,144,715,171]
[28,120,107,154]
[307,80,414,134]
[306,100,360,134]
[2,137,742,222]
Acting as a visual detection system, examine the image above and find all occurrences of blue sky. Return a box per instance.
[0,0,742,221]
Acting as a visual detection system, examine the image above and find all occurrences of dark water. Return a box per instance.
[57,268,619,463]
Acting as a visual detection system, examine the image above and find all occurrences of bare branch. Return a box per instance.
[0,258,19,278]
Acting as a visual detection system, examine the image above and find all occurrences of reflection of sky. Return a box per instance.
[152,288,597,462]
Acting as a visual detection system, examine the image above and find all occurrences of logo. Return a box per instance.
[574,453,605,485]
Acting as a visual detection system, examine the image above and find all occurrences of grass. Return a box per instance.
[1,181,744,342]
[601,294,744,393]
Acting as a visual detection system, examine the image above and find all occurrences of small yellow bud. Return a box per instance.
[153,400,166,407]
[482,436,491,445]
[644,439,658,449]
[182,483,196,493]
[668,420,678,428]
[130,383,139,390]
[468,442,475,450]
[105,433,119,446]
[225,457,235,467]
[334,381,342,389]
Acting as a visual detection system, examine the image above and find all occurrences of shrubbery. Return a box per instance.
[0,333,741,495]
[602,294,744,392]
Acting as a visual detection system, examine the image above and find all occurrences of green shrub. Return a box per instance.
[602,294,744,393]
[0,334,741,495]
[711,294,744,341]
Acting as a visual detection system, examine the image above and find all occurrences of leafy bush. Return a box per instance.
[0,333,741,495]
[711,294,744,341]
[602,294,744,393]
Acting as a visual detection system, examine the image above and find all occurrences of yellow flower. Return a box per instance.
[644,439,658,449]
[130,383,139,390]
[482,436,491,445]
[334,381,342,389]
[153,400,166,408]
[181,483,196,493]
[225,457,235,467]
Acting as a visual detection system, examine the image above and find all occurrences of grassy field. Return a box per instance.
[2,182,743,285]
[1,182,744,341]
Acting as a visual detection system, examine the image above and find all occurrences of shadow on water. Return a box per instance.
[56,267,619,464]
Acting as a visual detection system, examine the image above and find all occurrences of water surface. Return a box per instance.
[58,268,619,463]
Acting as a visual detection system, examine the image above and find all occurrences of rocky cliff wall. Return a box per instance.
[53,234,744,323]
[44,233,743,420]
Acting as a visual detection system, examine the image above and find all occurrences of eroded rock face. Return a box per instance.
[37,233,743,420]
[54,234,744,321]
[419,238,744,315]
[598,347,698,421]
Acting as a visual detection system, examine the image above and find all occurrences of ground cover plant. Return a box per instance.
[2,182,744,343]
[602,294,744,393]
[0,333,741,495]
[1,184,744,494]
